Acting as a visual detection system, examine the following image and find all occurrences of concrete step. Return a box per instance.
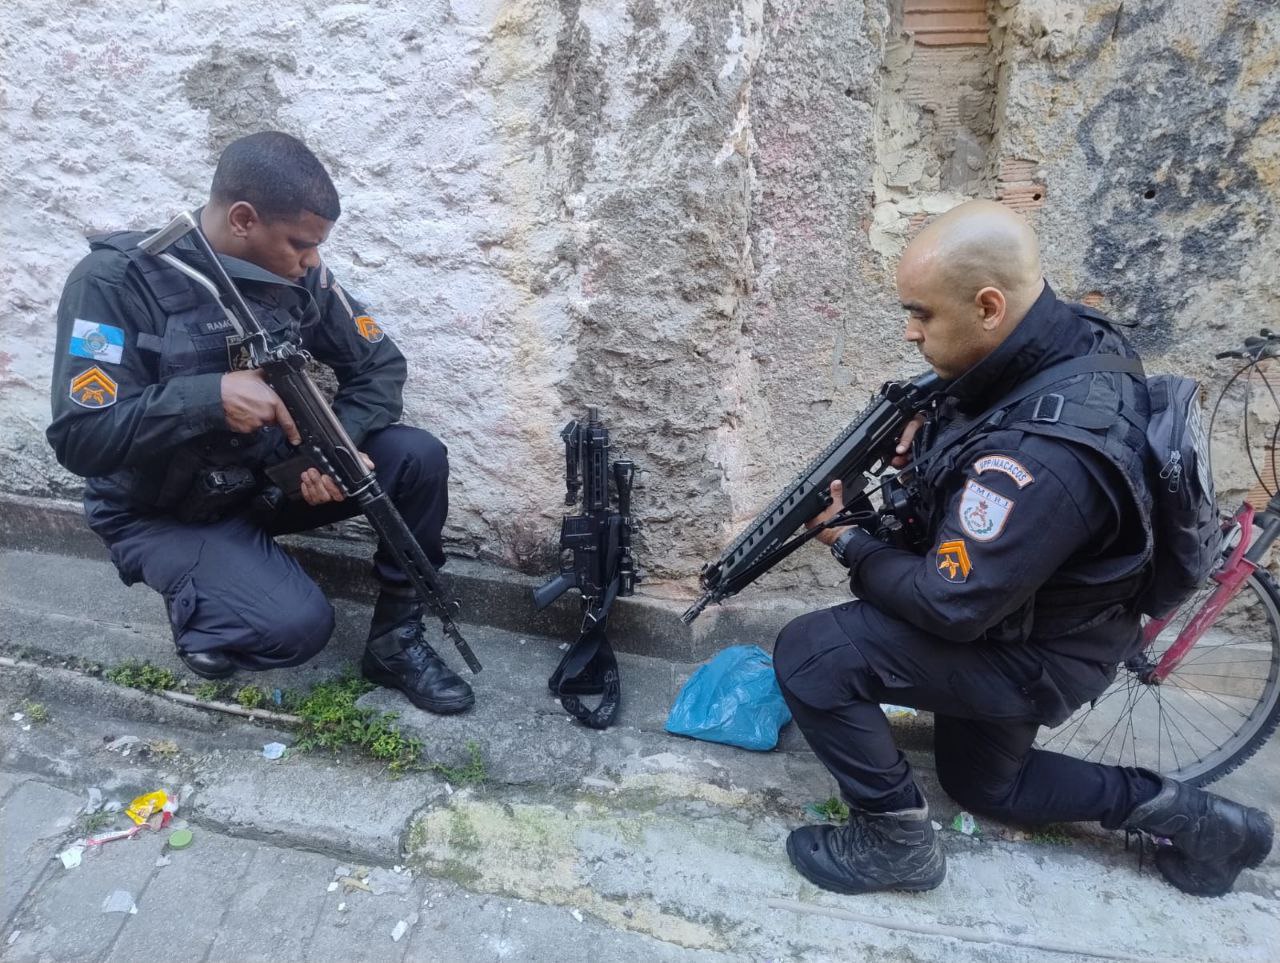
[0,493,842,663]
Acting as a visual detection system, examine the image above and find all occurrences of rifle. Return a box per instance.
[533,408,641,729]
[139,211,481,674]
[681,373,941,624]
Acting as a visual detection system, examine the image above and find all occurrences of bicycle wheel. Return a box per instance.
[1034,570,1280,786]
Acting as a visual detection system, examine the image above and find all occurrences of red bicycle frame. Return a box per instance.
[1141,504,1257,682]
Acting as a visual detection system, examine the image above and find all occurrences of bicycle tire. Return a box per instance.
[1034,569,1280,787]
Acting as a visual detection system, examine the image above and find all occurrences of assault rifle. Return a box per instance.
[533,408,641,729]
[139,212,481,674]
[681,373,941,624]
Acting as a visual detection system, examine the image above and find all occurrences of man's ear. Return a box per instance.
[226,201,260,239]
[976,286,1007,332]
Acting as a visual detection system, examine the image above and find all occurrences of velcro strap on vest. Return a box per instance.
[90,230,201,314]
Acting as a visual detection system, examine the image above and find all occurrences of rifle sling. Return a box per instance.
[549,621,620,730]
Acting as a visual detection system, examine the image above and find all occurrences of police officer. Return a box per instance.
[773,200,1272,896]
[46,131,474,715]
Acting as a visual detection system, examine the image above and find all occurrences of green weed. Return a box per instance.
[1028,824,1073,846]
[105,661,182,692]
[78,810,113,835]
[235,685,266,710]
[429,741,488,787]
[194,681,233,703]
[22,701,50,723]
[293,674,422,774]
[809,796,850,822]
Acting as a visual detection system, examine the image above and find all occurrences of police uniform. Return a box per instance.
[773,283,1163,826]
[46,223,449,670]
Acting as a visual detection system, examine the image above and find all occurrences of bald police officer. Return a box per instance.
[47,131,474,715]
[775,200,1272,896]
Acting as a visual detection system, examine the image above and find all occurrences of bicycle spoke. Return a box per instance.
[1159,691,1228,759]
[1164,677,1254,720]
[1095,679,1143,763]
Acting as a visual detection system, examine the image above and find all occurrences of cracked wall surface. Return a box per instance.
[1,0,1277,599]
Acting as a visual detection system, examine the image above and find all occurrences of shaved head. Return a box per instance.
[895,200,1047,379]
[903,199,1043,317]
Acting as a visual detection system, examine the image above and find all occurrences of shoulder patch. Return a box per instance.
[936,540,972,583]
[959,479,1014,542]
[70,319,125,365]
[354,314,385,343]
[972,455,1034,488]
[69,365,119,409]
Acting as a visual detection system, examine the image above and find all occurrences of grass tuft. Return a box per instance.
[105,661,182,692]
[293,674,422,774]
[429,741,488,786]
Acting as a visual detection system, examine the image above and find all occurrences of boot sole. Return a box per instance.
[784,834,946,894]
[361,667,475,715]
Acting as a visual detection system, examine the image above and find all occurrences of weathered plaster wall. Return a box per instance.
[991,0,1280,499]
[2,0,1277,601]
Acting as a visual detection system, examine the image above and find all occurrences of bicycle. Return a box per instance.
[1035,331,1280,786]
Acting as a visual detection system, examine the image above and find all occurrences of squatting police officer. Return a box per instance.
[46,131,474,715]
[775,200,1272,897]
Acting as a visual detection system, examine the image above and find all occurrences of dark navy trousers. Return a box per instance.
[86,425,448,670]
[773,601,1161,827]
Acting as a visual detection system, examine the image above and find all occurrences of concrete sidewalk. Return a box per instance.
[2,546,1279,962]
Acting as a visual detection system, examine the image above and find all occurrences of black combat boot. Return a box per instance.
[786,799,946,894]
[1123,776,1273,896]
[179,650,236,680]
[362,590,474,715]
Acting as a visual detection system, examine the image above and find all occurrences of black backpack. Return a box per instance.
[1139,370,1222,617]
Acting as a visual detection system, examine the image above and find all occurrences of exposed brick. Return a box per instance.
[904,0,989,47]
[996,157,1047,213]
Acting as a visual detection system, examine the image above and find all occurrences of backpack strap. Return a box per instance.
[916,354,1147,480]
[994,355,1147,431]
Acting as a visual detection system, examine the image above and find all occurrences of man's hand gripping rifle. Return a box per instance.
[139,212,481,674]
[682,373,940,624]
[532,408,641,729]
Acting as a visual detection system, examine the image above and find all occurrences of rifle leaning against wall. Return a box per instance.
[139,212,481,675]
[532,408,641,729]
[682,373,941,624]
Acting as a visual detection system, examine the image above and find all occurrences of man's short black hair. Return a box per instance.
[210,131,341,222]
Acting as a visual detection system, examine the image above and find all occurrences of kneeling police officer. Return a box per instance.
[46,131,473,715]
[775,200,1273,897]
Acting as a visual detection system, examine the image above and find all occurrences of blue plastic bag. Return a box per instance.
[664,644,792,751]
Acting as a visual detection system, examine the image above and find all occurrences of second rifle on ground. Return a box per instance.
[533,408,641,729]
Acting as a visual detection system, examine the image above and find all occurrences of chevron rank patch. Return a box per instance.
[69,319,125,365]
[959,479,1013,542]
[354,314,384,343]
[69,365,118,409]
[936,539,972,583]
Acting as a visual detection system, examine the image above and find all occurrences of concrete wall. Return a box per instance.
[2,0,1277,601]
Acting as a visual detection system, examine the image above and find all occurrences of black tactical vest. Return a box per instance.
[915,317,1154,651]
[86,232,304,514]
